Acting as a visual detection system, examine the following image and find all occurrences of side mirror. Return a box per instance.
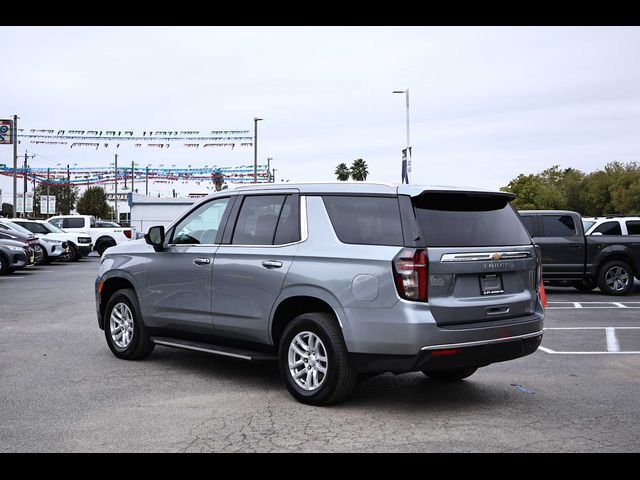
[145,225,165,251]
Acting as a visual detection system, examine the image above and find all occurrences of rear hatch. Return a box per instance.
[412,191,537,326]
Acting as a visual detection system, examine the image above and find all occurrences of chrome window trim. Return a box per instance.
[440,250,532,262]
[167,195,309,249]
[421,330,543,351]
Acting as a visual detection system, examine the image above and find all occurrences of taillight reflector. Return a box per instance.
[431,348,461,356]
[123,230,132,238]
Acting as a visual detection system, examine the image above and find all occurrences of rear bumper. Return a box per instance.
[341,296,544,357]
[78,245,93,255]
[351,333,542,373]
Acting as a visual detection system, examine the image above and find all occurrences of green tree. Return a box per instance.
[76,186,110,219]
[350,158,368,181]
[1,202,13,217]
[33,183,79,216]
[334,163,351,181]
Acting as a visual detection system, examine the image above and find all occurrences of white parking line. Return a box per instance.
[539,326,640,354]
[547,301,640,309]
[605,327,620,352]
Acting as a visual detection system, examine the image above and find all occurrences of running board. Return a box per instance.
[151,336,277,361]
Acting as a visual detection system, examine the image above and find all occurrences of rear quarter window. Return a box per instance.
[322,196,403,246]
[541,215,577,237]
[626,221,640,235]
[592,221,622,235]
[412,193,531,247]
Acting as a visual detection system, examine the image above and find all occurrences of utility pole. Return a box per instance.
[267,157,272,183]
[12,114,18,217]
[253,117,263,183]
[114,154,118,223]
[66,164,70,215]
[145,166,149,195]
[46,167,51,218]
[22,151,36,217]
[272,168,277,183]
[131,160,135,193]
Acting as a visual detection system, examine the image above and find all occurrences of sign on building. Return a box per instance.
[0,119,13,144]
[107,193,128,201]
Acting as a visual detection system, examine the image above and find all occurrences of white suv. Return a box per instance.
[582,216,640,236]
[10,219,93,262]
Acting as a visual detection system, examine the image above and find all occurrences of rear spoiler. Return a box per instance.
[408,189,516,201]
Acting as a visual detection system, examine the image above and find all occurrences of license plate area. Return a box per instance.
[480,273,504,295]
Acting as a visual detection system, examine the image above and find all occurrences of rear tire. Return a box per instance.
[597,260,633,296]
[104,288,155,360]
[96,240,116,256]
[422,367,478,381]
[279,312,358,406]
[0,255,7,275]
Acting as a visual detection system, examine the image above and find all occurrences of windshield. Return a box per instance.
[1,220,34,236]
[43,222,65,233]
[582,220,596,232]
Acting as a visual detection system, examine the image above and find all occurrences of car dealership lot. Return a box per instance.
[1,257,639,452]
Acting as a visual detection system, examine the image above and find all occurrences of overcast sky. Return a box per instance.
[2,26,640,201]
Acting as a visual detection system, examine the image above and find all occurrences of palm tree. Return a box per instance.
[350,159,369,181]
[335,163,351,181]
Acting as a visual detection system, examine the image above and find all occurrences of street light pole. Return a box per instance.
[253,117,263,183]
[272,168,277,183]
[145,165,150,196]
[393,89,411,183]
[267,157,272,182]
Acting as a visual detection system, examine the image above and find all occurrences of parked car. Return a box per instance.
[10,219,92,262]
[95,220,121,228]
[0,239,33,274]
[96,183,544,405]
[582,216,640,236]
[0,221,44,265]
[519,210,640,294]
[48,215,135,255]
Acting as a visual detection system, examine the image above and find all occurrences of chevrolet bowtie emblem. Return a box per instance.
[490,253,502,260]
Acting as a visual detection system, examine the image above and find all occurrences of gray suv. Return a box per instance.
[96,183,544,405]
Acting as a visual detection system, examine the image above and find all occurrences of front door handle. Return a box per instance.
[193,258,211,266]
[262,260,283,269]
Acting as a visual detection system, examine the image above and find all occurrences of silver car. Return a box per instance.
[96,183,544,405]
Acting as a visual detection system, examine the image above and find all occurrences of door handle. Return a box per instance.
[262,260,283,269]
[193,258,211,266]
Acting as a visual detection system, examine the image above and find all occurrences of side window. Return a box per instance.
[626,221,640,235]
[519,215,537,237]
[593,221,622,235]
[541,215,576,237]
[49,218,63,229]
[90,217,96,228]
[274,195,300,245]
[172,197,230,245]
[322,196,404,246]
[63,217,85,229]
[232,195,285,245]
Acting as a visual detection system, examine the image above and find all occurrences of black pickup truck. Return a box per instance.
[518,210,640,295]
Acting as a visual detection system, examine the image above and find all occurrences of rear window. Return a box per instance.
[626,221,640,235]
[322,196,403,246]
[593,221,622,235]
[412,193,531,247]
[541,215,577,237]
[582,220,596,232]
[63,217,85,229]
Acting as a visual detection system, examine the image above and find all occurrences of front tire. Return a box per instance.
[422,368,478,381]
[104,288,155,360]
[597,260,634,296]
[96,240,116,256]
[279,312,358,406]
[0,255,7,275]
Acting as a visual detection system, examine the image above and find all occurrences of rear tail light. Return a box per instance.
[123,229,132,238]
[431,348,461,356]
[393,248,428,301]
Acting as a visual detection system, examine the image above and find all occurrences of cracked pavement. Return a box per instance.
[1,256,639,452]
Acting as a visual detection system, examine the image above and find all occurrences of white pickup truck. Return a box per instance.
[48,215,135,255]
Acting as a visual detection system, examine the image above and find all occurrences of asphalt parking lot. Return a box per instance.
[1,256,639,452]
